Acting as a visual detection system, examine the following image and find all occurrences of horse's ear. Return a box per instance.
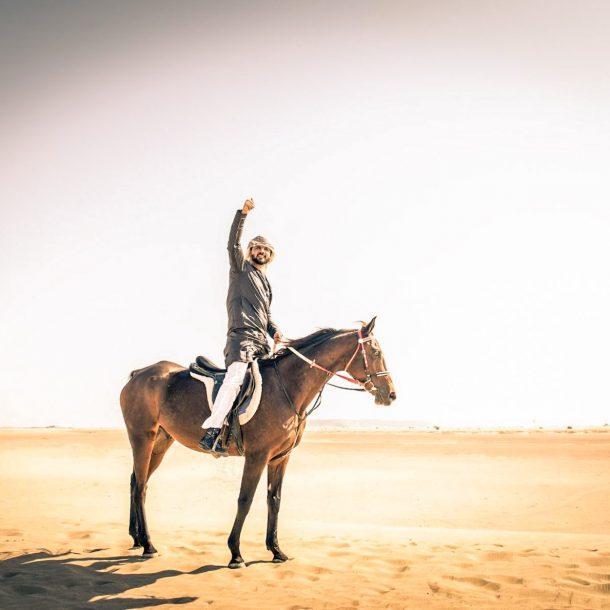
[363,316,377,335]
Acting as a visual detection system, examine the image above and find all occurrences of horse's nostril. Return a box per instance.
[389,391,396,400]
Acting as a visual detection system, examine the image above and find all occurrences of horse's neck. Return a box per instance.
[278,332,356,416]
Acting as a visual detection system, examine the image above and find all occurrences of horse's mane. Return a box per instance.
[259,327,355,367]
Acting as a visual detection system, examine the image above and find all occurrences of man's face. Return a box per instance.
[251,245,272,265]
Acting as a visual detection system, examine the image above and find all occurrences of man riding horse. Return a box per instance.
[199,198,283,454]
[120,212,396,561]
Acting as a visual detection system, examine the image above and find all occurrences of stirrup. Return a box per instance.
[211,433,227,454]
[199,428,221,452]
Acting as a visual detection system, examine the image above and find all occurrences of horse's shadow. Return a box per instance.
[0,549,226,609]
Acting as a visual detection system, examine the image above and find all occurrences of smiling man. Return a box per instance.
[199,199,283,453]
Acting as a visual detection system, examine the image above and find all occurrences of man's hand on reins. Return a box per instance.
[273,331,287,352]
[242,198,255,214]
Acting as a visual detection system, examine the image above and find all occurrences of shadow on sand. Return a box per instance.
[0,550,227,609]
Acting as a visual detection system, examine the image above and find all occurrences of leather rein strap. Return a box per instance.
[287,327,390,393]
[271,359,325,463]
[269,328,390,463]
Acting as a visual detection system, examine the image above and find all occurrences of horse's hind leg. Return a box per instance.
[130,429,159,557]
[128,428,174,549]
[147,427,174,478]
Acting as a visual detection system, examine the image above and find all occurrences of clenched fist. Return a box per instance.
[242,198,255,214]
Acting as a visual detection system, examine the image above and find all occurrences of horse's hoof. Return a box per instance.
[270,548,289,563]
[129,544,142,550]
[272,555,289,563]
[142,548,157,558]
[228,560,245,569]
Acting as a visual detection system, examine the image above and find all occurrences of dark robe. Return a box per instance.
[223,209,281,366]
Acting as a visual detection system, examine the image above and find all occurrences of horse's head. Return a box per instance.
[346,316,397,406]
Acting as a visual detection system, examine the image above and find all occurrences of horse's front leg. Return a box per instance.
[265,456,290,562]
[227,453,267,568]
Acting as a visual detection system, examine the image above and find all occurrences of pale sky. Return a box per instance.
[2,1,610,427]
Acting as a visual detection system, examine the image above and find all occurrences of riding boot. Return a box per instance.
[199,428,227,454]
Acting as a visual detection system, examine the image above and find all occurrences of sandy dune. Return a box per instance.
[1,428,609,609]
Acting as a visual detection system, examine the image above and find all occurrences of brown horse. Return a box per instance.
[119,316,396,567]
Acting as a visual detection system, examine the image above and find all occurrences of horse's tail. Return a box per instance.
[128,367,147,380]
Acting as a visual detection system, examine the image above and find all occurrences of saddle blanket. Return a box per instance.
[189,360,263,425]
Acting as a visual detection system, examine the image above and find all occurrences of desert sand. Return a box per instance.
[1,428,609,609]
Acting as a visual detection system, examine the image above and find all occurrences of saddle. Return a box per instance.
[189,356,263,455]
[193,355,226,377]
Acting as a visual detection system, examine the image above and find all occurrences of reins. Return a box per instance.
[268,328,390,463]
[270,359,326,463]
[286,327,391,393]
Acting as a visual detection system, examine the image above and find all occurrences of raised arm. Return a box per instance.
[228,199,255,271]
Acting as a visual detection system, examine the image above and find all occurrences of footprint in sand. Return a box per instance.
[328,551,350,558]
[192,540,214,547]
[484,551,513,561]
[444,576,501,591]
[584,557,610,567]
[68,531,91,540]
[277,569,299,581]
[564,576,590,586]
[593,583,610,594]
[0,530,22,537]
[496,575,524,585]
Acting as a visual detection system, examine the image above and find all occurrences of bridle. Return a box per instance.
[269,327,391,463]
[286,327,391,395]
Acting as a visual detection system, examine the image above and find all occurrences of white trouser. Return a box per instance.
[202,361,249,429]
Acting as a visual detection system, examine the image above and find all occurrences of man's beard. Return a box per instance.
[253,254,268,264]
